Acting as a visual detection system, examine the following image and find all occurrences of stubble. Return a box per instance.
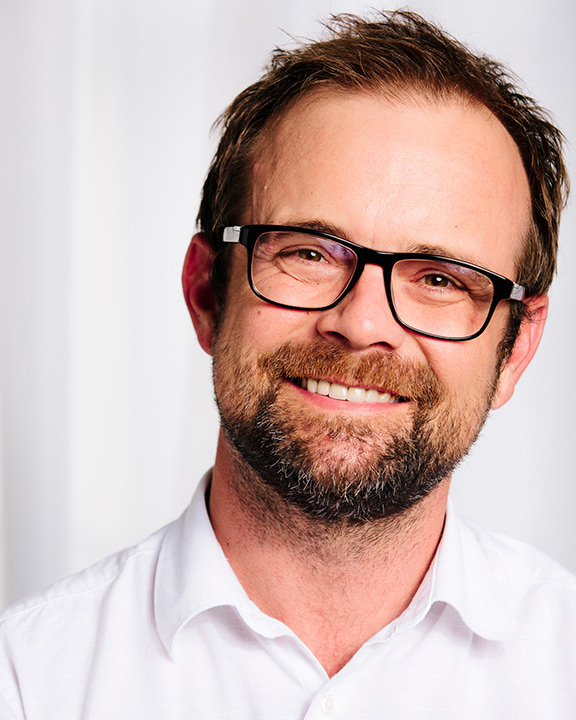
[212,336,496,529]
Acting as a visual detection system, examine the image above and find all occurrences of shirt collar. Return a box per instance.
[155,476,522,656]
[425,498,522,641]
[155,471,292,657]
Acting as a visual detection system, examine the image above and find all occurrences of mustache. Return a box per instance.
[258,341,443,407]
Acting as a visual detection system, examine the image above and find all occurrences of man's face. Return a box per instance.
[208,92,532,523]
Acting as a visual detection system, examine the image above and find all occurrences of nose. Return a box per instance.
[315,264,409,351]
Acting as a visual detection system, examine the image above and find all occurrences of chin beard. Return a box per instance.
[214,340,495,527]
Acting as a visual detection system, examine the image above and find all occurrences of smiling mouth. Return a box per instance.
[294,378,406,404]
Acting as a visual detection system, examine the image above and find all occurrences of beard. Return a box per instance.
[212,334,497,527]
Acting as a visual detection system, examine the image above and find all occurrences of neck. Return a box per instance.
[209,430,450,676]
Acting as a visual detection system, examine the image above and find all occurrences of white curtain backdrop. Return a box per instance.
[1,0,574,608]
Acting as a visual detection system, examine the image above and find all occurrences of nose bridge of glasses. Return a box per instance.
[352,243,396,269]
[347,245,396,304]
[339,255,398,321]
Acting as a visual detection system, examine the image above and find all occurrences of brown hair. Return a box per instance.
[197,10,568,329]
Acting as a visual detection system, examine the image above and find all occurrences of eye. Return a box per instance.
[421,273,455,288]
[295,247,325,262]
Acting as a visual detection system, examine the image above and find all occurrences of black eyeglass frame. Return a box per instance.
[222,224,526,342]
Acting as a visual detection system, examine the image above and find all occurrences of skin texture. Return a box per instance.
[183,91,548,675]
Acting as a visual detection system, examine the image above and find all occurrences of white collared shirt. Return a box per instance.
[1,471,575,719]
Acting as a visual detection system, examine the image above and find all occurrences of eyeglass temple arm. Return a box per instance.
[223,226,242,243]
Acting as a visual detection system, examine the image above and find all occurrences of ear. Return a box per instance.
[491,295,548,410]
[182,233,217,355]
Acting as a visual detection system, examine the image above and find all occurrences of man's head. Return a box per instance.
[184,11,568,525]
[198,11,568,322]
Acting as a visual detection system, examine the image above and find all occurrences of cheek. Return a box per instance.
[225,285,320,351]
[254,307,321,351]
[222,249,309,347]
[423,335,501,404]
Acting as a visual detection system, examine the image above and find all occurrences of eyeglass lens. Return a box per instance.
[251,230,496,339]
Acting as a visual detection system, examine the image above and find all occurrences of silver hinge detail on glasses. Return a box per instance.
[510,283,525,301]
[223,226,241,243]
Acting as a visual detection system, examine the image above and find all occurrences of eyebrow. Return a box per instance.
[286,218,352,240]
[279,219,485,267]
[403,242,484,267]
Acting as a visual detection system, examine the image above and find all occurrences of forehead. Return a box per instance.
[248,91,531,275]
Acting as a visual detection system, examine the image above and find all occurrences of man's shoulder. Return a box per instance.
[467,518,576,581]
[0,521,184,718]
[0,523,168,638]
[461,516,576,620]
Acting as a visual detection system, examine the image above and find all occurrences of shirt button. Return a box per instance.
[321,694,338,716]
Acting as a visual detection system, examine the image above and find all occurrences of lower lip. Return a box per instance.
[287,380,408,413]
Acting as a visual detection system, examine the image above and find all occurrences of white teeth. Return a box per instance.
[365,389,381,403]
[299,378,401,404]
[328,383,347,400]
[347,386,366,403]
[306,378,318,393]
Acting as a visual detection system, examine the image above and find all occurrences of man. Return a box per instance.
[0,10,574,718]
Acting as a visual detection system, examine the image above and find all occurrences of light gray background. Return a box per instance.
[1,0,574,607]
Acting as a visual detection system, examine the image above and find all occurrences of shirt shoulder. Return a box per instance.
[0,523,182,718]
[462,518,576,624]
[1,527,165,624]
[0,521,171,701]
[469,520,576,582]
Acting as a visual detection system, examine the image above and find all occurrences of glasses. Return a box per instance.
[223,225,526,341]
